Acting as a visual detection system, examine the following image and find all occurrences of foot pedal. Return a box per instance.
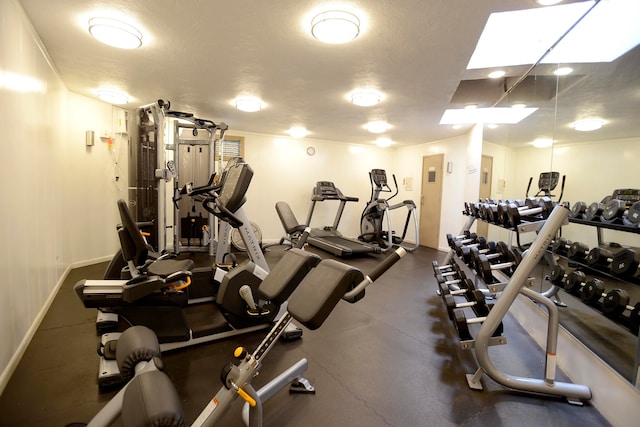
[281,324,303,341]
[96,311,118,333]
[290,377,315,394]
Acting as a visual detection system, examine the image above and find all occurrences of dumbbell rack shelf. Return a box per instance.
[552,213,640,386]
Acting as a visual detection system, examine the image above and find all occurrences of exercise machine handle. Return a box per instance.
[203,198,244,228]
[343,247,406,300]
[369,247,406,282]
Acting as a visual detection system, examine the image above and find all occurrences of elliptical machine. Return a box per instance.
[359,169,419,252]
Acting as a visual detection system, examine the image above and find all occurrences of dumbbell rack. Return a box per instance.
[440,205,591,403]
[556,206,640,387]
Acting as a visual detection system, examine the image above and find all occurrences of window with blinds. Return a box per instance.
[215,135,244,160]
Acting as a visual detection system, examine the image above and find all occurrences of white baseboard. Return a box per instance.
[0,264,72,395]
[0,254,112,395]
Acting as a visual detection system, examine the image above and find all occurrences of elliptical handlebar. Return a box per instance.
[203,198,244,228]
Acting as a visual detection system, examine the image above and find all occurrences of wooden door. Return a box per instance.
[420,154,444,248]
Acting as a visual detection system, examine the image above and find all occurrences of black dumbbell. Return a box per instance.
[569,201,587,219]
[438,277,476,298]
[583,202,604,221]
[452,304,504,341]
[585,247,615,268]
[611,248,640,278]
[600,199,628,224]
[446,232,476,248]
[547,264,572,287]
[551,237,572,255]
[567,241,589,261]
[453,236,489,257]
[602,289,639,318]
[469,241,511,272]
[436,270,467,286]
[580,278,607,305]
[461,240,497,265]
[506,197,555,227]
[479,203,499,223]
[443,289,488,320]
[476,248,523,283]
[623,201,640,226]
[497,199,538,226]
[564,270,588,294]
[432,260,461,276]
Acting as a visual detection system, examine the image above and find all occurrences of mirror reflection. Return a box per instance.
[479,0,640,384]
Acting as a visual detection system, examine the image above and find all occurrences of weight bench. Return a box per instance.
[275,201,309,248]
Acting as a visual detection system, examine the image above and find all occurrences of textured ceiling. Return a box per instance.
[18,0,640,148]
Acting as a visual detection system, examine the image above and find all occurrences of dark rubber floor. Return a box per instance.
[0,246,611,426]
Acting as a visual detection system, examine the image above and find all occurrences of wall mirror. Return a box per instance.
[480,0,640,385]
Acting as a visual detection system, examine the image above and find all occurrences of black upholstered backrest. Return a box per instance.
[117,199,149,266]
[258,248,321,305]
[287,259,364,330]
[275,201,307,234]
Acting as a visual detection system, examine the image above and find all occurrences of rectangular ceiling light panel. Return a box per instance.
[439,107,538,125]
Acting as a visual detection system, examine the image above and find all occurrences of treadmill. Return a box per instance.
[305,181,381,257]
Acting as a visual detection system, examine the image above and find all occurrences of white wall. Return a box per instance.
[227,130,396,242]
[395,129,481,251]
[0,0,126,393]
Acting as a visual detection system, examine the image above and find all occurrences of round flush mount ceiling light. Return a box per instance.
[365,121,390,133]
[234,97,264,112]
[311,10,360,44]
[375,137,393,147]
[572,118,604,132]
[350,90,382,107]
[97,89,129,105]
[532,138,553,148]
[88,18,143,49]
[288,126,309,138]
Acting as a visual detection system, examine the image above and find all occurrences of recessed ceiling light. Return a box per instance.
[97,89,129,105]
[234,97,263,112]
[88,17,142,49]
[487,124,498,129]
[553,66,573,76]
[532,138,554,148]
[311,10,360,44]
[572,118,604,131]
[488,70,506,79]
[452,124,463,130]
[440,107,538,124]
[288,126,309,138]
[375,137,393,147]
[350,90,382,107]
[511,103,527,109]
[464,104,478,110]
[365,121,390,133]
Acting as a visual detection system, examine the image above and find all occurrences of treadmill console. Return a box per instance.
[314,181,340,199]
